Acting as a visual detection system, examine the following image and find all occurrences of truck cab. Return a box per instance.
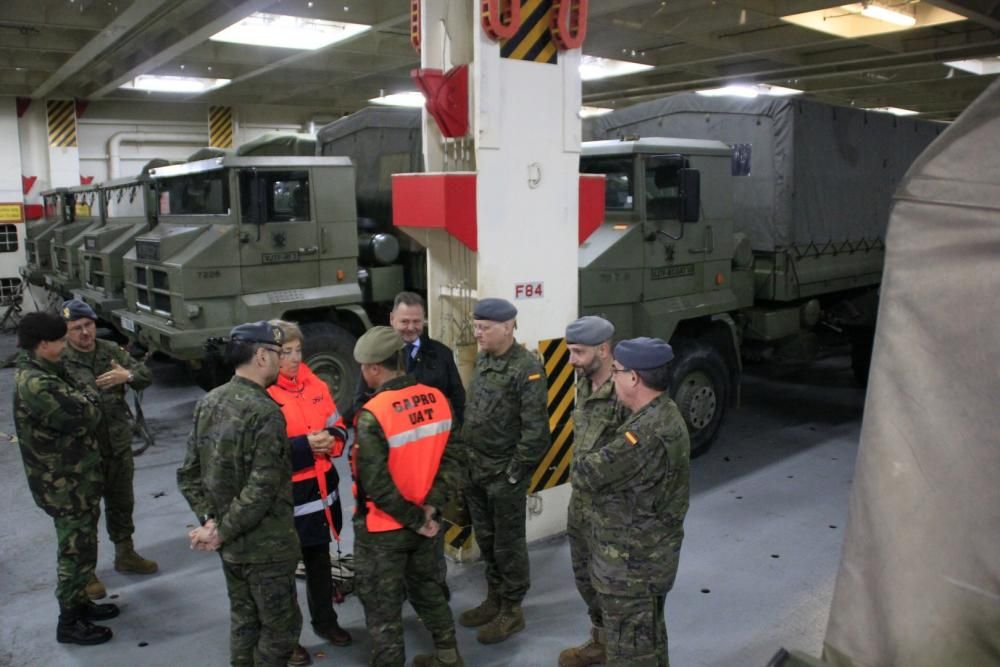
[48,183,102,298]
[23,188,74,288]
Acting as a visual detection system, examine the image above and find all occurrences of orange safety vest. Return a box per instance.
[354,383,452,532]
[269,363,347,540]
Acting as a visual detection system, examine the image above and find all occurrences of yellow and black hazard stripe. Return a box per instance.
[501,0,558,64]
[208,106,233,148]
[444,520,475,555]
[47,100,77,148]
[529,337,575,493]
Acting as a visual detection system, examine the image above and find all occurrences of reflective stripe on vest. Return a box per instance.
[290,457,340,540]
[295,489,338,517]
[358,383,452,532]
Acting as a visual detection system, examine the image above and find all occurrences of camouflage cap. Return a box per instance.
[354,325,404,363]
[473,298,517,322]
[61,298,97,322]
[565,315,615,345]
[614,337,674,369]
[230,320,284,346]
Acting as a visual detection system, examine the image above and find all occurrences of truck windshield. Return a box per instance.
[43,195,59,220]
[581,156,634,210]
[157,172,230,216]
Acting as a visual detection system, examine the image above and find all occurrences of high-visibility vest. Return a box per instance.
[355,383,452,532]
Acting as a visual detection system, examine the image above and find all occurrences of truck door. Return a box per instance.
[238,169,319,293]
[641,155,703,301]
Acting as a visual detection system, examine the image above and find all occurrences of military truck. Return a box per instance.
[110,134,408,406]
[317,97,939,452]
[47,184,102,298]
[22,187,76,288]
[76,161,167,321]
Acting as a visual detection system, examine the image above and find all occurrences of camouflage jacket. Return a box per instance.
[13,351,102,517]
[571,374,626,473]
[572,392,691,596]
[177,375,299,564]
[462,342,549,484]
[63,339,153,455]
[352,375,461,543]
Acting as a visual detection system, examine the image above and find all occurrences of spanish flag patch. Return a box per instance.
[528,373,542,381]
[625,431,639,446]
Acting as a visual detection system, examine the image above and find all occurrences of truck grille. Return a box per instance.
[55,247,69,274]
[85,256,104,289]
[135,266,171,315]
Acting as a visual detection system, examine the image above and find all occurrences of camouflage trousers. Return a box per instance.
[221,558,302,667]
[600,593,669,667]
[354,523,456,667]
[465,475,531,602]
[567,489,601,628]
[99,447,135,544]
[53,506,100,607]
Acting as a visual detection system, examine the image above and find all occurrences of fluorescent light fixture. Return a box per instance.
[579,56,653,81]
[120,75,231,93]
[210,12,370,50]
[945,58,1000,75]
[580,106,613,118]
[859,3,916,26]
[864,106,919,116]
[696,83,803,98]
[369,91,426,108]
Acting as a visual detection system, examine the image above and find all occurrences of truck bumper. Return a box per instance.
[111,308,230,362]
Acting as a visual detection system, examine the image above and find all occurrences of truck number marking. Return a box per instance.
[197,270,221,279]
[262,251,300,264]
[650,265,695,281]
[514,282,544,299]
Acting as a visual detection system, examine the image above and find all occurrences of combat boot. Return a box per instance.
[114,539,159,574]
[286,644,312,666]
[558,626,606,667]
[85,574,106,600]
[458,589,500,627]
[476,599,525,644]
[81,600,120,621]
[411,646,464,667]
[56,605,113,645]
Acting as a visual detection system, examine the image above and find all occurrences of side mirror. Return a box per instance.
[679,168,700,223]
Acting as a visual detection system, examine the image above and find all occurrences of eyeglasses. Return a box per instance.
[610,367,633,375]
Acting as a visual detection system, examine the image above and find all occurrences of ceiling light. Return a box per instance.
[864,106,919,116]
[210,12,370,50]
[119,75,231,94]
[696,83,803,98]
[579,56,653,81]
[858,3,916,26]
[369,92,426,107]
[579,106,613,118]
[945,57,1000,75]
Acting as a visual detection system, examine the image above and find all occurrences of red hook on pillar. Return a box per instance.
[551,0,588,50]
[481,0,521,40]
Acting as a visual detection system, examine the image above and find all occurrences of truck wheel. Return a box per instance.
[301,322,360,410]
[669,339,730,457]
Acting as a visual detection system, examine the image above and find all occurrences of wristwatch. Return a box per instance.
[200,513,215,526]
[126,370,135,384]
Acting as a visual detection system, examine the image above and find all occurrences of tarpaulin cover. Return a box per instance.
[317,107,422,227]
[586,94,942,251]
[822,78,1000,667]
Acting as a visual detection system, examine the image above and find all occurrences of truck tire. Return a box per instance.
[301,322,360,410]
[669,339,730,457]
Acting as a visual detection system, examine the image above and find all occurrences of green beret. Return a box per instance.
[230,321,284,346]
[565,316,614,345]
[354,326,404,363]
[473,298,517,322]
[614,337,674,369]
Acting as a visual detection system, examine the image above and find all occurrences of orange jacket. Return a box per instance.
[355,383,452,532]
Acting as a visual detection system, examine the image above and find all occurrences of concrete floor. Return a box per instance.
[0,334,865,667]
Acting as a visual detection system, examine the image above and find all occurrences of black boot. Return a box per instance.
[82,600,120,621]
[57,605,113,645]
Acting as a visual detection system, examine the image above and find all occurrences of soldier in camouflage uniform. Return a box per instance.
[13,312,120,646]
[351,326,464,667]
[459,298,549,645]
[572,337,690,667]
[60,299,157,600]
[177,321,303,667]
[559,316,626,667]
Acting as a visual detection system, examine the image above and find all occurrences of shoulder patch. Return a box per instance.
[528,373,542,381]
[624,431,639,446]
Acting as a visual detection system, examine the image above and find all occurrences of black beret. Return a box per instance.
[17,312,67,347]
[473,298,517,322]
[61,298,97,322]
[614,337,674,369]
[354,326,404,363]
[565,316,614,345]
[230,321,284,346]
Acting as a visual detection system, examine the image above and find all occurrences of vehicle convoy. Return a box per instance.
[319,95,941,452]
[110,133,411,407]
[75,160,168,321]
[22,186,87,289]
[47,184,104,299]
